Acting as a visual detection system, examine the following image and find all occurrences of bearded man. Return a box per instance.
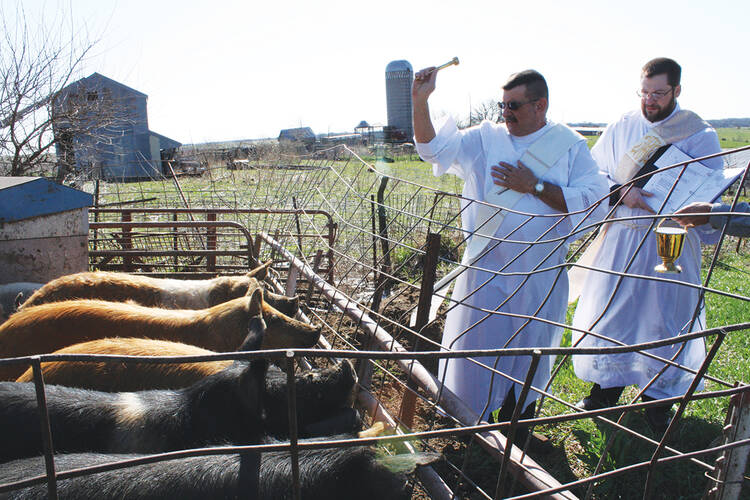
[571,58,722,434]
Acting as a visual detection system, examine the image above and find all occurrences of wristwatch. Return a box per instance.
[533,181,544,196]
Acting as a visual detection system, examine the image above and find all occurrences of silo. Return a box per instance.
[385,60,413,142]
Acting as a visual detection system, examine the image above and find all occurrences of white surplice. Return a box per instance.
[416,118,607,418]
[571,104,723,399]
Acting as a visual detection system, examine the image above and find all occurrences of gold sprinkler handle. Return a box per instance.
[430,57,459,73]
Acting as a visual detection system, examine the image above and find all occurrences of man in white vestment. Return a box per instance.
[412,68,607,427]
[571,58,722,433]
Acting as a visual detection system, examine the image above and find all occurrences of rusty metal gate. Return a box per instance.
[89,208,336,281]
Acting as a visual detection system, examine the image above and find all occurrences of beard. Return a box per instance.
[641,94,676,123]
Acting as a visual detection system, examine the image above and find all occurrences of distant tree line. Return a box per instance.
[707,118,750,128]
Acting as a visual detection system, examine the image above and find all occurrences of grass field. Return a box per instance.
[716,127,750,148]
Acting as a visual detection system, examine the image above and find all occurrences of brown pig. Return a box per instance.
[18,262,299,317]
[0,289,320,380]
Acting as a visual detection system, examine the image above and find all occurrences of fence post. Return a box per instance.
[705,387,750,499]
[369,195,381,312]
[207,212,217,273]
[371,178,392,311]
[398,232,441,428]
[31,357,58,500]
[121,210,133,272]
[284,352,301,500]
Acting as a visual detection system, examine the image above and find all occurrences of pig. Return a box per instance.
[0,442,439,500]
[0,282,43,323]
[0,288,320,380]
[0,319,269,462]
[18,263,300,317]
[14,337,361,438]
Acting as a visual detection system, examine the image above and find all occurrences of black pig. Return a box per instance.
[0,320,269,462]
[0,441,438,500]
[263,358,360,437]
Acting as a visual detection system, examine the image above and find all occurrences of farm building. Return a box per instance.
[573,125,605,136]
[278,127,316,151]
[52,73,181,181]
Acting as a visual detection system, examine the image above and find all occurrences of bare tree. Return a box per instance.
[458,99,502,129]
[0,3,129,181]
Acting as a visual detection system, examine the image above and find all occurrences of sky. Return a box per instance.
[7,0,750,144]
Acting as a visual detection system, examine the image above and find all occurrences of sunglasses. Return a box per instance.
[498,99,539,111]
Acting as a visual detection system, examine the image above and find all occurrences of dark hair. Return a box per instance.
[502,70,548,100]
[642,57,681,86]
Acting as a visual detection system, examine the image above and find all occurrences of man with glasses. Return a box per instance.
[570,58,722,434]
[412,68,607,435]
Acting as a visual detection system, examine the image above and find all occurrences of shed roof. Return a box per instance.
[61,72,148,98]
[0,177,93,223]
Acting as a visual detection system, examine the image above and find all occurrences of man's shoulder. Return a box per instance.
[608,110,642,129]
[683,110,718,136]
[547,122,586,143]
[476,119,508,134]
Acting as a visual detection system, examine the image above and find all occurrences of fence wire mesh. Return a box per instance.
[8,143,750,499]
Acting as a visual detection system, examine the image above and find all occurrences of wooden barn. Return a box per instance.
[52,73,181,181]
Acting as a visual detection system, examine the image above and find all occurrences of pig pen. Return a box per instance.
[4,143,750,499]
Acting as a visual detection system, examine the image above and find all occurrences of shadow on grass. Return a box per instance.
[568,410,723,499]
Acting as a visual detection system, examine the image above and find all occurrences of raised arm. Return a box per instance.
[412,67,438,144]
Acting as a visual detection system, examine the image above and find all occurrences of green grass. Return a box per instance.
[536,219,750,498]
[716,127,750,148]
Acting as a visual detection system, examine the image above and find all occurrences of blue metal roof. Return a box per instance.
[0,177,93,223]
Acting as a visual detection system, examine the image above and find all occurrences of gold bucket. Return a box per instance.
[654,221,687,274]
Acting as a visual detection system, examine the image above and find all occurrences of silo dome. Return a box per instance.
[385,60,413,142]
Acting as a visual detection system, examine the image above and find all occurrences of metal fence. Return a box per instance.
[2,143,750,499]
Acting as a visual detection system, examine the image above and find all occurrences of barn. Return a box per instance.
[52,73,181,181]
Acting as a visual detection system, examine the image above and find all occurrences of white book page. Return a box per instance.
[642,146,714,213]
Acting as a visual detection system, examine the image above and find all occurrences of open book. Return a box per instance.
[641,145,745,214]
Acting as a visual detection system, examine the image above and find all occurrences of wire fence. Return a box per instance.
[3,143,750,499]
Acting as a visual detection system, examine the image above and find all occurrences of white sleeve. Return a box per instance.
[414,116,483,179]
[558,141,610,239]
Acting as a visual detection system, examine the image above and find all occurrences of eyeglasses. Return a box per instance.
[498,99,538,111]
[636,87,673,100]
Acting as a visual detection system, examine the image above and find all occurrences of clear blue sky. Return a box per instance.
[10,0,750,143]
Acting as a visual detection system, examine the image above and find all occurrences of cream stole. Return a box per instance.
[612,109,710,185]
[423,124,583,323]
[567,109,710,303]
[463,123,583,263]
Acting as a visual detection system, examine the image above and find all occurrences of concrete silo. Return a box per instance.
[385,60,413,142]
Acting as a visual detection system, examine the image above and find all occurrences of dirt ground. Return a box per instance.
[313,282,533,499]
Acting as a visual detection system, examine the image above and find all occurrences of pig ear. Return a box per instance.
[246,287,263,315]
[238,315,265,351]
[246,260,272,280]
[239,355,268,419]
